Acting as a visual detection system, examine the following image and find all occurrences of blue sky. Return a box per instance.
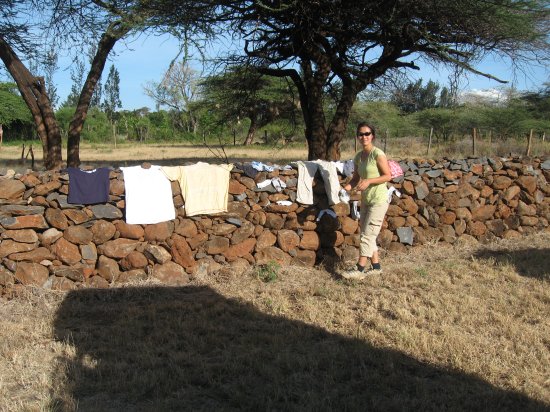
[50,33,548,111]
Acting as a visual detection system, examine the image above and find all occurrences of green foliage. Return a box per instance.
[256,261,280,283]
[0,82,32,125]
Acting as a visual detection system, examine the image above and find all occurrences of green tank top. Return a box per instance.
[353,147,389,205]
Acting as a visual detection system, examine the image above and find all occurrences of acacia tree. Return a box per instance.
[218,0,549,160]
[0,0,219,168]
[198,66,299,144]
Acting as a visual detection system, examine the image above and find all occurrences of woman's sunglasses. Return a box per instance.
[357,131,372,137]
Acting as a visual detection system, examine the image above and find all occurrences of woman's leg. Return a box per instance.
[359,202,388,265]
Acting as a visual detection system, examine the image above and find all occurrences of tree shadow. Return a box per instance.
[473,248,550,280]
[50,286,547,411]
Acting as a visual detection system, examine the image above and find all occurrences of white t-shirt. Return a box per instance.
[121,165,175,224]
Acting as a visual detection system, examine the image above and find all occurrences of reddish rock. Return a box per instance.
[456,184,480,200]
[116,269,148,284]
[64,225,93,245]
[175,218,198,238]
[340,216,358,235]
[151,261,189,285]
[467,221,487,237]
[89,275,110,288]
[97,255,119,282]
[439,211,456,225]
[33,181,61,196]
[144,244,172,264]
[80,243,98,262]
[206,236,230,255]
[405,216,420,227]
[52,237,81,265]
[265,213,285,230]
[277,229,300,252]
[109,179,125,196]
[292,250,316,267]
[120,250,148,270]
[454,219,467,236]
[256,230,277,250]
[480,185,493,198]
[144,221,174,242]
[1,229,38,243]
[520,216,539,226]
[224,238,256,261]
[91,220,116,244]
[0,214,48,230]
[401,180,415,195]
[0,179,26,199]
[45,208,69,230]
[63,209,90,224]
[517,201,537,216]
[400,196,419,215]
[492,175,513,190]
[187,232,209,250]
[97,238,140,259]
[210,223,238,236]
[516,176,537,194]
[114,221,145,239]
[47,276,77,291]
[9,247,55,262]
[0,239,38,259]
[299,231,320,250]
[231,221,255,244]
[266,203,299,213]
[229,179,247,194]
[171,235,196,271]
[227,201,251,218]
[15,262,49,286]
[471,205,496,221]
[387,216,406,231]
[331,202,350,217]
[254,246,291,266]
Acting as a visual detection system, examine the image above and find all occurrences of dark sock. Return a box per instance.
[372,263,381,270]
[356,264,365,272]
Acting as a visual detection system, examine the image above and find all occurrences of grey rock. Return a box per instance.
[90,204,123,219]
[396,227,414,245]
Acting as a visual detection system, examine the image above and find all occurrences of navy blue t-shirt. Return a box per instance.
[67,167,110,204]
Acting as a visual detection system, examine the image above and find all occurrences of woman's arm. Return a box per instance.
[343,170,360,191]
[355,154,391,191]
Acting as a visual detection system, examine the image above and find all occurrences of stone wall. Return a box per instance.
[0,156,549,291]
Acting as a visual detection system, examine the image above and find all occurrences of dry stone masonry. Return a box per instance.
[1,156,549,292]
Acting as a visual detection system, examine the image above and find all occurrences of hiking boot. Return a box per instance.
[340,268,368,280]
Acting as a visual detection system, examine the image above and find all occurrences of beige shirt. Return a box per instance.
[162,162,233,216]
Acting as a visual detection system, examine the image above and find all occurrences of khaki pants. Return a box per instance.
[359,201,389,257]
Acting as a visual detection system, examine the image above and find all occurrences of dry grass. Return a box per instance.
[1,135,548,173]
[1,231,549,411]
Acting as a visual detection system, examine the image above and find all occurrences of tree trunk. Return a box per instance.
[326,80,359,160]
[243,114,258,145]
[0,36,62,169]
[67,23,130,167]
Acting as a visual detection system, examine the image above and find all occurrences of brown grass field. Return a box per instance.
[1,137,549,410]
[1,231,549,411]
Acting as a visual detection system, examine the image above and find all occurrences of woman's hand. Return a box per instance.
[343,183,352,192]
[355,179,370,191]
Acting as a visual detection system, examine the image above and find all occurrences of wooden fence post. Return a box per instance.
[384,129,388,152]
[233,129,236,146]
[472,128,477,156]
[526,129,533,156]
[427,127,433,156]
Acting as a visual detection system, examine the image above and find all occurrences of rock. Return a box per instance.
[292,249,317,267]
[170,235,196,271]
[471,205,497,222]
[414,181,430,200]
[47,276,77,291]
[0,267,15,287]
[396,227,414,245]
[114,221,145,239]
[52,237,82,265]
[90,220,116,244]
[0,179,26,199]
[51,265,86,282]
[89,204,123,219]
[116,269,148,284]
[175,218,198,238]
[187,232,208,250]
[254,246,291,266]
[120,251,148,270]
[277,229,301,252]
[45,208,69,230]
[97,238,140,259]
[1,229,38,243]
[88,275,110,288]
[264,213,285,230]
[144,221,174,242]
[256,230,277,250]
[0,214,48,230]
[9,247,55,263]
[0,205,45,215]
[210,222,238,236]
[151,261,189,286]
[224,238,256,261]
[0,239,38,259]
[15,262,49,286]
[206,236,230,255]
[339,216,358,235]
[97,255,120,282]
[231,220,255,244]
[144,244,172,264]
[63,209,91,224]
[64,225,93,245]
[492,175,513,190]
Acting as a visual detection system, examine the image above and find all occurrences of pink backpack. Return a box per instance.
[388,160,404,179]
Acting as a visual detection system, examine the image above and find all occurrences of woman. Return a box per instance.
[341,122,391,280]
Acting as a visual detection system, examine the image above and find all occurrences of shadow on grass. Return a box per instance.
[51,286,547,411]
[474,248,550,280]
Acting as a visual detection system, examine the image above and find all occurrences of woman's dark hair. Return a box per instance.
[356,122,376,139]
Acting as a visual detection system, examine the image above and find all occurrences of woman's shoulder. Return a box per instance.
[373,146,386,158]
